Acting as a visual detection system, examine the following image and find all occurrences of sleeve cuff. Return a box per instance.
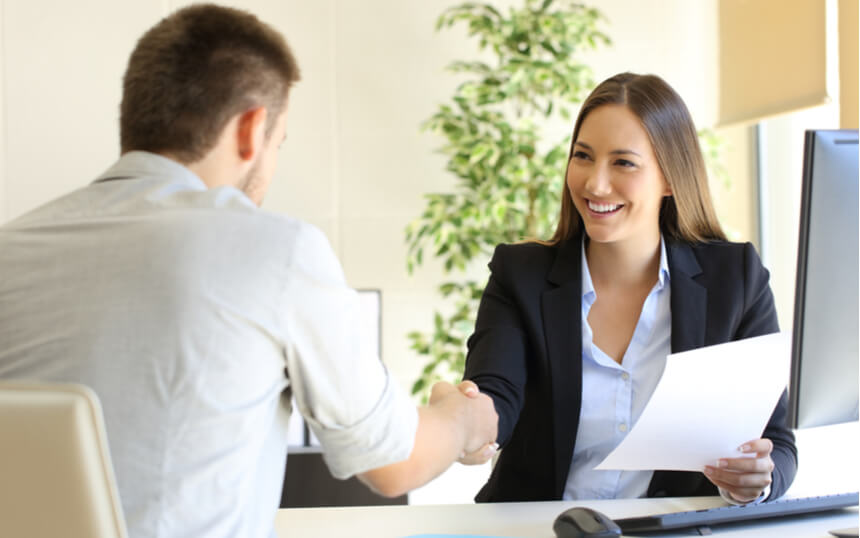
[311,372,419,480]
[719,483,771,505]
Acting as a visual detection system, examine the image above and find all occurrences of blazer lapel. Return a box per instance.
[542,236,583,498]
[667,240,706,353]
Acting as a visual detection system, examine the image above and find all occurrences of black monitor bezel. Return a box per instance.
[787,130,817,430]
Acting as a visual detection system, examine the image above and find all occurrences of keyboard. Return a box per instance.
[614,492,859,533]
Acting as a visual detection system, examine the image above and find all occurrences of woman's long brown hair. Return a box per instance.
[546,72,726,245]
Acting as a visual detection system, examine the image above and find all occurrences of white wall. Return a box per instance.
[758,105,841,329]
[1,1,160,218]
[0,0,6,221]
[580,1,719,127]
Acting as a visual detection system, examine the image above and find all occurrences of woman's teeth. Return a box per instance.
[588,200,623,213]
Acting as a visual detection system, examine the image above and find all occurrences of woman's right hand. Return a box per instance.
[456,380,499,465]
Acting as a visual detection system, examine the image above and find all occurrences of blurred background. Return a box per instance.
[0,0,856,506]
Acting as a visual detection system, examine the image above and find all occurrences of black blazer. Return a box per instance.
[464,233,797,502]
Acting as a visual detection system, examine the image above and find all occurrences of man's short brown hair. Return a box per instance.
[120,4,300,163]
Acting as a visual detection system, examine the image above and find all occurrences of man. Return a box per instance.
[0,5,497,538]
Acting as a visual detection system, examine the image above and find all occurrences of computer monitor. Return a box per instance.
[788,129,859,429]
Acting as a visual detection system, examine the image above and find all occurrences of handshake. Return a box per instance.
[428,380,500,466]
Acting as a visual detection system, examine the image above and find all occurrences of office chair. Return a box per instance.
[0,381,128,538]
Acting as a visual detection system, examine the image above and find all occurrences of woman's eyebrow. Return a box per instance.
[610,149,642,157]
[574,141,641,157]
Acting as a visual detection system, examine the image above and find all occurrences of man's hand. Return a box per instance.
[356,380,498,498]
[454,380,499,465]
[704,438,774,503]
[428,380,498,462]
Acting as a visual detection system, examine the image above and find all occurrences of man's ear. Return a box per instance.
[236,106,268,162]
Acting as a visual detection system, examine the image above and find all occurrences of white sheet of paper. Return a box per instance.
[595,332,791,472]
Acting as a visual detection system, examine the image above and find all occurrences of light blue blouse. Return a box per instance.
[563,237,671,500]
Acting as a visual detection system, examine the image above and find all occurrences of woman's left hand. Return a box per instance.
[704,438,774,503]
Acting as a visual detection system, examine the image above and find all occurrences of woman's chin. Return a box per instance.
[582,224,619,244]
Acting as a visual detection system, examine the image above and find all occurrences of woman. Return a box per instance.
[463,73,797,503]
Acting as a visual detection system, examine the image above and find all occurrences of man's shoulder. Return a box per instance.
[194,198,308,238]
[0,178,328,278]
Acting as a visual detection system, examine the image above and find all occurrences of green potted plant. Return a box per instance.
[405,0,611,400]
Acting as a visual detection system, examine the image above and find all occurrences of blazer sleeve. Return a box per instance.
[463,244,530,447]
[738,242,798,500]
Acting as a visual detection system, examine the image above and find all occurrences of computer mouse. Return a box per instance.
[553,506,622,538]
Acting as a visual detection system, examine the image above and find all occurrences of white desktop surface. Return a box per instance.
[275,496,858,537]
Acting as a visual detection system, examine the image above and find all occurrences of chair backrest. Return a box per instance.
[0,381,128,538]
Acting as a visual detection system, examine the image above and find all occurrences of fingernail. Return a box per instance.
[718,459,728,468]
[740,444,751,452]
[459,451,466,459]
[490,442,499,450]
[704,467,713,476]
[464,387,477,396]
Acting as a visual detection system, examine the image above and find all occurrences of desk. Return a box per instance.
[275,496,858,537]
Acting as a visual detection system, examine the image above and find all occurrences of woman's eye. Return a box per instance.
[615,159,635,167]
[573,150,592,160]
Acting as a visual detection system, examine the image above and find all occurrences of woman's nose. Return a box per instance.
[584,164,612,196]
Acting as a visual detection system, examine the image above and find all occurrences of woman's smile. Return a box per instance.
[586,199,625,216]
